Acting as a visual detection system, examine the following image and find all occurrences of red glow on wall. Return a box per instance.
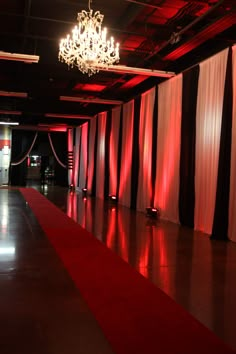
[120,76,148,90]
[73,83,106,92]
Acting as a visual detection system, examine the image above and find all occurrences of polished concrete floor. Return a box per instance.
[1,183,236,353]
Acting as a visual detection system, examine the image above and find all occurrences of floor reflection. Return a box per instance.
[37,185,236,351]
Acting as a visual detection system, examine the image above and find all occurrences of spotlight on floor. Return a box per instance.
[82,187,87,196]
[146,207,160,219]
[109,195,117,203]
[69,183,75,191]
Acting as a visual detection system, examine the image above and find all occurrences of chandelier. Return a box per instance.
[58,0,120,76]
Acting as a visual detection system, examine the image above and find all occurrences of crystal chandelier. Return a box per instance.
[58,0,120,76]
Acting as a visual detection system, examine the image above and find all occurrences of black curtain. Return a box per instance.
[130,95,141,209]
[10,130,36,186]
[116,106,123,198]
[211,48,233,241]
[49,132,67,186]
[92,117,98,196]
[151,86,158,206]
[104,110,112,198]
[179,65,199,228]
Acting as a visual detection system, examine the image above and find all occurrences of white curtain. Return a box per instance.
[96,112,107,199]
[154,74,182,223]
[109,106,121,196]
[228,46,236,242]
[78,122,88,190]
[136,87,156,211]
[73,126,81,188]
[194,48,228,235]
[118,100,134,207]
[87,117,96,194]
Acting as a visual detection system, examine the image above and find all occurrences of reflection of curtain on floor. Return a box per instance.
[154,74,182,223]
[194,48,228,235]
[10,130,37,186]
[229,46,236,242]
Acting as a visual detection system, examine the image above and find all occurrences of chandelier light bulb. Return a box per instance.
[58,2,120,76]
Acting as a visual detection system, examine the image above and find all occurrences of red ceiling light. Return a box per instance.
[73,83,106,92]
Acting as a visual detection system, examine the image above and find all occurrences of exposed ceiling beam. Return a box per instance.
[45,113,92,119]
[97,65,175,78]
[60,96,123,105]
[0,110,22,115]
[0,51,39,63]
[0,91,28,98]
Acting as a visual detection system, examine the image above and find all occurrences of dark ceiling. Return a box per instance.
[0,0,235,131]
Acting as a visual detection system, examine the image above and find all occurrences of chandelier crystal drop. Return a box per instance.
[58,0,120,76]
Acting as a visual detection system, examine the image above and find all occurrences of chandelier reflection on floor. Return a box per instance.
[58,0,120,76]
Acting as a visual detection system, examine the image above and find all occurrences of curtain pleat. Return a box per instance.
[228,46,236,242]
[151,86,158,206]
[131,96,141,209]
[154,74,182,223]
[211,48,233,240]
[87,117,96,194]
[194,48,228,235]
[118,100,134,207]
[136,87,155,211]
[96,112,107,199]
[67,128,74,186]
[78,123,88,190]
[73,126,81,188]
[109,106,121,196]
[104,111,112,198]
[179,66,199,227]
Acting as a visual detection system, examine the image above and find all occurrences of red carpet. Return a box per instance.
[20,188,235,354]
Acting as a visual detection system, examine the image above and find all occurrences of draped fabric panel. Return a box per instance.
[136,87,155,211]
[154,74,182,223]
[194,48,228,235]
[131,96,141,209]
[179,65,199,227]
[87,117,96,194]
[109,106,121,196]
[78,123,88,190]
[118,100,134,207]
[73,126,81,188]
[229,46,236,242]
[211,48,232,240]
[96,112,107,199]
[67,128,74,186]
